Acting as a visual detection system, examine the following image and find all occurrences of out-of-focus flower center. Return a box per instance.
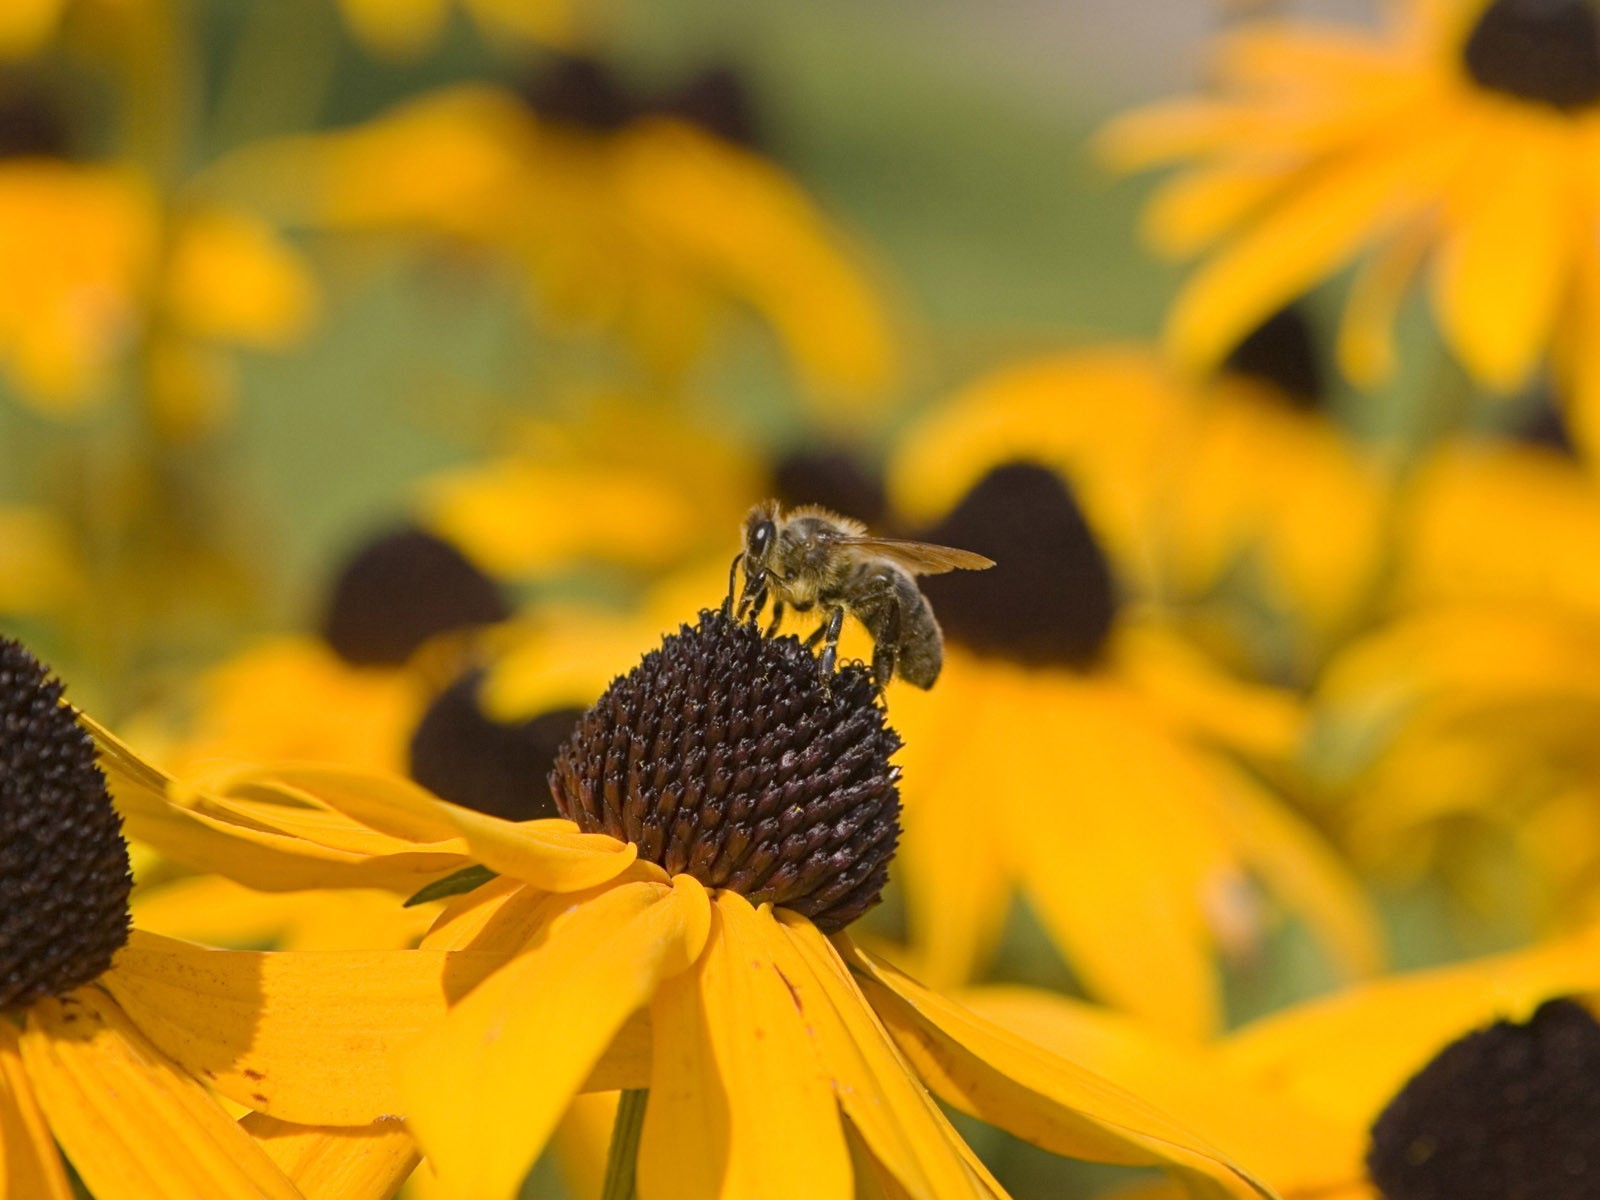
[319,526,509,667]
[1366,998,1600,1199]
[548,610,901,932]
[1220,306,1326,411]
[1515,385,1579,455]
[1463,0,1600,111]
[772,446,888,529]
[408,670,577,821]
[0,639,132,1012]
[518,53,761,147]
[0,75,72,160]
[918,462,1118,670]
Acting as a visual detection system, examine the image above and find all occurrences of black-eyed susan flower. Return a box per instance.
[1101,0,1600,455]
[888,308,1390,675]
[883,461,1381,1036]
[105,610,1271,1198]
[131,523,510,777]
[208,58,900,416]
[0,635,419,1199]
[962,920,1600,1198]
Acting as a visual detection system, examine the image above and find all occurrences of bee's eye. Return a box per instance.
[751,520,775,557]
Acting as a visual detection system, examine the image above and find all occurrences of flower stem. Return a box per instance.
[601,1088,649,1200]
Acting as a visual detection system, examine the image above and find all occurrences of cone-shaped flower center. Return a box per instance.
[1463,0,1600,110]
[773,447,888,530]
[1221,306,1326,411]
[408,671,576,822]
[1367,998,1600,1199]
[519,53,638,133]
[918,462,1118,670]
[0,639,131,1012]
[658,65,760,149]
[320,526,508,667]
[548,610,901,932]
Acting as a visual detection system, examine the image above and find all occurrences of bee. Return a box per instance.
[730,500,994,690]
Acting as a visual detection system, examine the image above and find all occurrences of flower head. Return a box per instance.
[551,609,901,930]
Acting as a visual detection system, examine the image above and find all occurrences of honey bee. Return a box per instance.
[730,500,994,690]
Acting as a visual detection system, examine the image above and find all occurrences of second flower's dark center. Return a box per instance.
[319,526,509,667]
[548,610,901,932]
[1367,998,1600,1199]
[1463,0,1600,111]
[772,447,888,530]
[917,462,1119,670]
[1221,305,1325,411]
[408,671,577,822]
[519,54,760,147]
[0,75,72,161]
[0,638,132,1012]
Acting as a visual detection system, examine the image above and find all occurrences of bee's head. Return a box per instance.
[742,501,780,571]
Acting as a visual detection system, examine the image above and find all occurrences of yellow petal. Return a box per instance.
[239,1112,420,1200]
[639,893,850,1200]
[1430,110,1572,392]
[401,877,711,1199]
[0,1020,73,1200]
[1223,924,1600,1132]
[761,914,988,1199]
[845,946,1274,1200]
[337,0,448,58]
[258,765,641,892]
[957,986,1361,1194]
[1165,106,1466,374]
[163,207,318,347]
[0,0,62,57]
[20,990,302,1200]
[1337,220,1431,387]
[1141,164,1287,260]
[101,929,503,1125]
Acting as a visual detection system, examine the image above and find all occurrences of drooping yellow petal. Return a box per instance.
[240,1113,420,1200]
[257,764,641,892]
[761,914,988,1199]
[1337,220,1432,387]
[20,990,302,1200]
[337,0,448,58]
[1141,164,1288,260]
[101,930,502,1125]
[0,1020,72,1200]
[401,877,711,1199]
[1165,105,1466,373]
[639,894,850,1200]
[1222,924,1600,1133]
[845,946,1275,1200]
[957,986,1362,1195]
[1006,677,1229,1037]
[1429,109,1572,391]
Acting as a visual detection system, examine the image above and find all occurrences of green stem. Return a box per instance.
[601,1089,649,1200]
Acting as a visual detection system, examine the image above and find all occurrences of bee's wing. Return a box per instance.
[839,536,995,576]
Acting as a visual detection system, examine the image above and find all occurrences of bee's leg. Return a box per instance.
[765,599,785,637]
[803,623,827,650]
[816,605,846,684]
[722,552,745,618]
[871,598,901,690]
[738,572,768,624]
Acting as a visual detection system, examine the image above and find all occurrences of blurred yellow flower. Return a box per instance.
[99,613,1271,1200]
[878,462,1381,1037]
[1102,0,1600,451]
[211,62,900,418]
[0,504,79,616]
[965,920,1600,1198]
[335,0,588,61]
[890,310,1389,672]
[0,636,417,1200]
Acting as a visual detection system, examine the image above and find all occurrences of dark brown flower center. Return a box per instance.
[772,446,888,530]
[408,670,577,822]
[548,610,901,932]
[0,74,72,161]
[0,639,131,1012]
[1367,998,1600,1199]
[319,527,508,667]
[1221,305,1325,411]
[519,55,762,147]
[917,462,1118,670]
[1463,0,1600,111]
